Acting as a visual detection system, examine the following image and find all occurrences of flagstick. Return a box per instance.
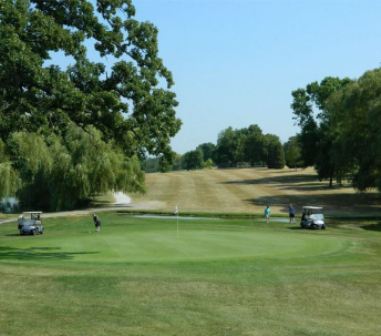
[176,213,179,238]
[175,204,179,238]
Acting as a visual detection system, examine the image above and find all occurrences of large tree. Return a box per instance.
[326,68,381,191]
[0,0,181,209]
[291,77,351,186]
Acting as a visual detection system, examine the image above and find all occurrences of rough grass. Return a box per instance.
[1,213,381,335]
[132,167,381,216]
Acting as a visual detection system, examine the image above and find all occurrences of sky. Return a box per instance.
[130,0,381,154]
[51,0,381,154]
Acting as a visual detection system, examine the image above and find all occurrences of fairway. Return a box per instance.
[134,167,381,216]
[1,213,381,336]
[133,168,381,216]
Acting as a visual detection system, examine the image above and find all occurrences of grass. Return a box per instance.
[0,213,15,220]
[1,213,381,335]
[132,167,381,216]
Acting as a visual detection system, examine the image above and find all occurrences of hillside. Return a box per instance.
[133,167,381,216]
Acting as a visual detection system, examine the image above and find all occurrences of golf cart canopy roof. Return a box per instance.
[302,206,323,211]
[22,211,43,214]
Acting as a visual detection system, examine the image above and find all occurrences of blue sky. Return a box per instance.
[51,1,381,154]
[132,0,381,153]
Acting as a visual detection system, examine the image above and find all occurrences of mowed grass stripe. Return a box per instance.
[192,169,245,212]
[209,169,259,212]
[139,168,381,215]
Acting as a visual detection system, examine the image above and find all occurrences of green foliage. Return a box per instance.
[182,149,203,170]
[291,69,381,192]
[196,142,216,162]
[242,125,267,166]
[326,68,381,191]
[214,127,240,167]
[214,125,283,169]
[291,77,352,185]
[7,125,144,210]
[264,134,285,169]
[202,158,215,169]
[284,136,303,169]
[0,0,179,209]
[0,162,21,199]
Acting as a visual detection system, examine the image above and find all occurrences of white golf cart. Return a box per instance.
[300,206,326,230]
[17,211,44,235]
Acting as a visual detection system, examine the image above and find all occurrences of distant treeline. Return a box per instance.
[143,124,286,172]
[145,66,381,193]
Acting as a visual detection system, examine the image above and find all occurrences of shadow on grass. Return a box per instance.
[0,246,98,261]
[223,174,318,185]
[288,226,303,230]
[245,193,381,214]
[361,222,381,232]
[222,174,352,192]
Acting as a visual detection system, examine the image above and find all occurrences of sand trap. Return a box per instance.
[113,192,131,205]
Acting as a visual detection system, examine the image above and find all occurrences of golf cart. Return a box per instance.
[300,206,326,230]
[17,211,44,235]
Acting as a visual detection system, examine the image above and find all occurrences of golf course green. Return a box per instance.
[1,213,380,335]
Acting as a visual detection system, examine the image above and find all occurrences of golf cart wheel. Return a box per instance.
[321,225,326,230]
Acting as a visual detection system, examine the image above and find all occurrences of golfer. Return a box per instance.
[288,203,296,224]
[264,205,271,224]
[93,213,101,232]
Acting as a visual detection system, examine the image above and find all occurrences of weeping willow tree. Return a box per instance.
[0,140,20,199]
[5,124,144,210]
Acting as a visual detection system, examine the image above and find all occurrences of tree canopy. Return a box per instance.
[326,68,381,191]
[283,136,303,169]
[214,125,284,169]
[0,0,180,209]
[291,77,351,186]
[291,68,381,192]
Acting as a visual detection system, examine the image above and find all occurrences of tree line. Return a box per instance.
[144,124,286,172]
[145,66,381,196]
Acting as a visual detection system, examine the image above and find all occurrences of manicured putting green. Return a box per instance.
[3,215,344,264]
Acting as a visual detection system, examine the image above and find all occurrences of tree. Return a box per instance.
[284,136,303,169]
[242,124,266,166]
[264,134,285,169]
[291,77,351,186]
[214,127,240,167]
[0,0,180,209]
[7,124,144,210]
[326,68,381,191]
[196,143,216,162]
[182,150,203,170]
